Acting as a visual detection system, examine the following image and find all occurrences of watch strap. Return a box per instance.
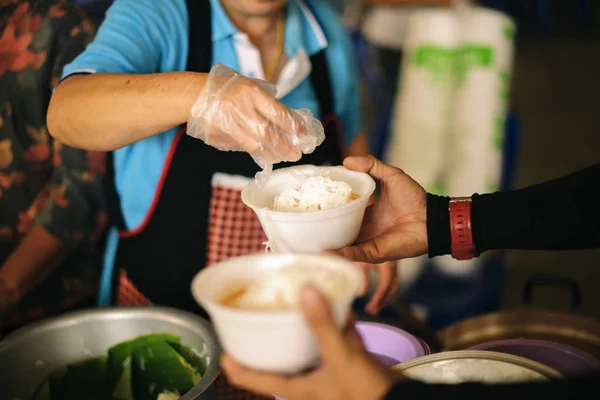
[449,197,478,260]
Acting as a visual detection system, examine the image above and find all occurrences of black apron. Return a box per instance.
[105,0,344,314]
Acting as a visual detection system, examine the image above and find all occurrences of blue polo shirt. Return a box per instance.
[61,0,362,305]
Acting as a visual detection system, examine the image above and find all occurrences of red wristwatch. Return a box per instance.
[449,197,478,260]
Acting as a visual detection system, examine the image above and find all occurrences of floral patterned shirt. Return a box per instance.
[0,0,106,329]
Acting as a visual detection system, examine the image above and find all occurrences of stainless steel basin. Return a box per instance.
[0,306,221,400]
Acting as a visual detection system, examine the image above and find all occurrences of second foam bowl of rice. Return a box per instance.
[241,165,376,253]
[191,253,363,374]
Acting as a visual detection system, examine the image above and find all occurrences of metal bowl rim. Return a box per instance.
[0,306,221,397]
[392,350,564,380]
[466,339,600,366]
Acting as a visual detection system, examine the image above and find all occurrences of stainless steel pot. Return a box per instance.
[392,350,563,384]
[0,306,221,400]
[437,276,600,359]
[467,339,600,376]
[438,308,600,358]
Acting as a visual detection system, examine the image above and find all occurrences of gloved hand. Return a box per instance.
[187,64,325,171]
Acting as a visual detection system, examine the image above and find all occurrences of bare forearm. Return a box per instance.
[0,226,68,308]
[47,72,208,151]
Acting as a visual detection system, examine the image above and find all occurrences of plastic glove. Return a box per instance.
[187,64,325,176]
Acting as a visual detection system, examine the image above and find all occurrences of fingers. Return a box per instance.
[337,231,399,264]
[365,262,399,315]
[195,72,307,164]
[262,120,303,162]
[356,263,370,296]
[384,280,400,308]
[221,354,306,397]
[239,78,323,164]
[365,278,387,315]
[239,111,302,163]
[343,155,403,181]
[256,98,307,162]
[258,96,307,139]
[337,242,380,264]
[250,77,278,97]
[300,285,348,363]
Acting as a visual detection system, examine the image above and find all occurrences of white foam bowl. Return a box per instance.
[191,252,363,374]
[241,164,376,253]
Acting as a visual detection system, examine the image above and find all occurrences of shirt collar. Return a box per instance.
[289,0,328,56]
[210,0,328,56]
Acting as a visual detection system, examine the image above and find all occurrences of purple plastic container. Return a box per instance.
[273,322,429,399]
[354,321,428,366]
[468,339,600,376]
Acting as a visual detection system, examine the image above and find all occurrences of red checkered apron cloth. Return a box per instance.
[205,173,268,266]
[116,171,272,400]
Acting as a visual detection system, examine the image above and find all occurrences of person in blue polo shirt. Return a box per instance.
[48,0,398,316]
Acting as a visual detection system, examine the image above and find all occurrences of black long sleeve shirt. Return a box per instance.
[383,162,600,399]
[427,162,600,256]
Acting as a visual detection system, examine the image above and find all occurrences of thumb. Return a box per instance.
[300,285,348,362]
[343,155,402,182]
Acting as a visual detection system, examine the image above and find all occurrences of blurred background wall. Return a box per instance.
[499,1,600,319]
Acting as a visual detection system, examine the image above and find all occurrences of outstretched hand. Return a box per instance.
[222,285,401,400]
[337,156,428,264]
